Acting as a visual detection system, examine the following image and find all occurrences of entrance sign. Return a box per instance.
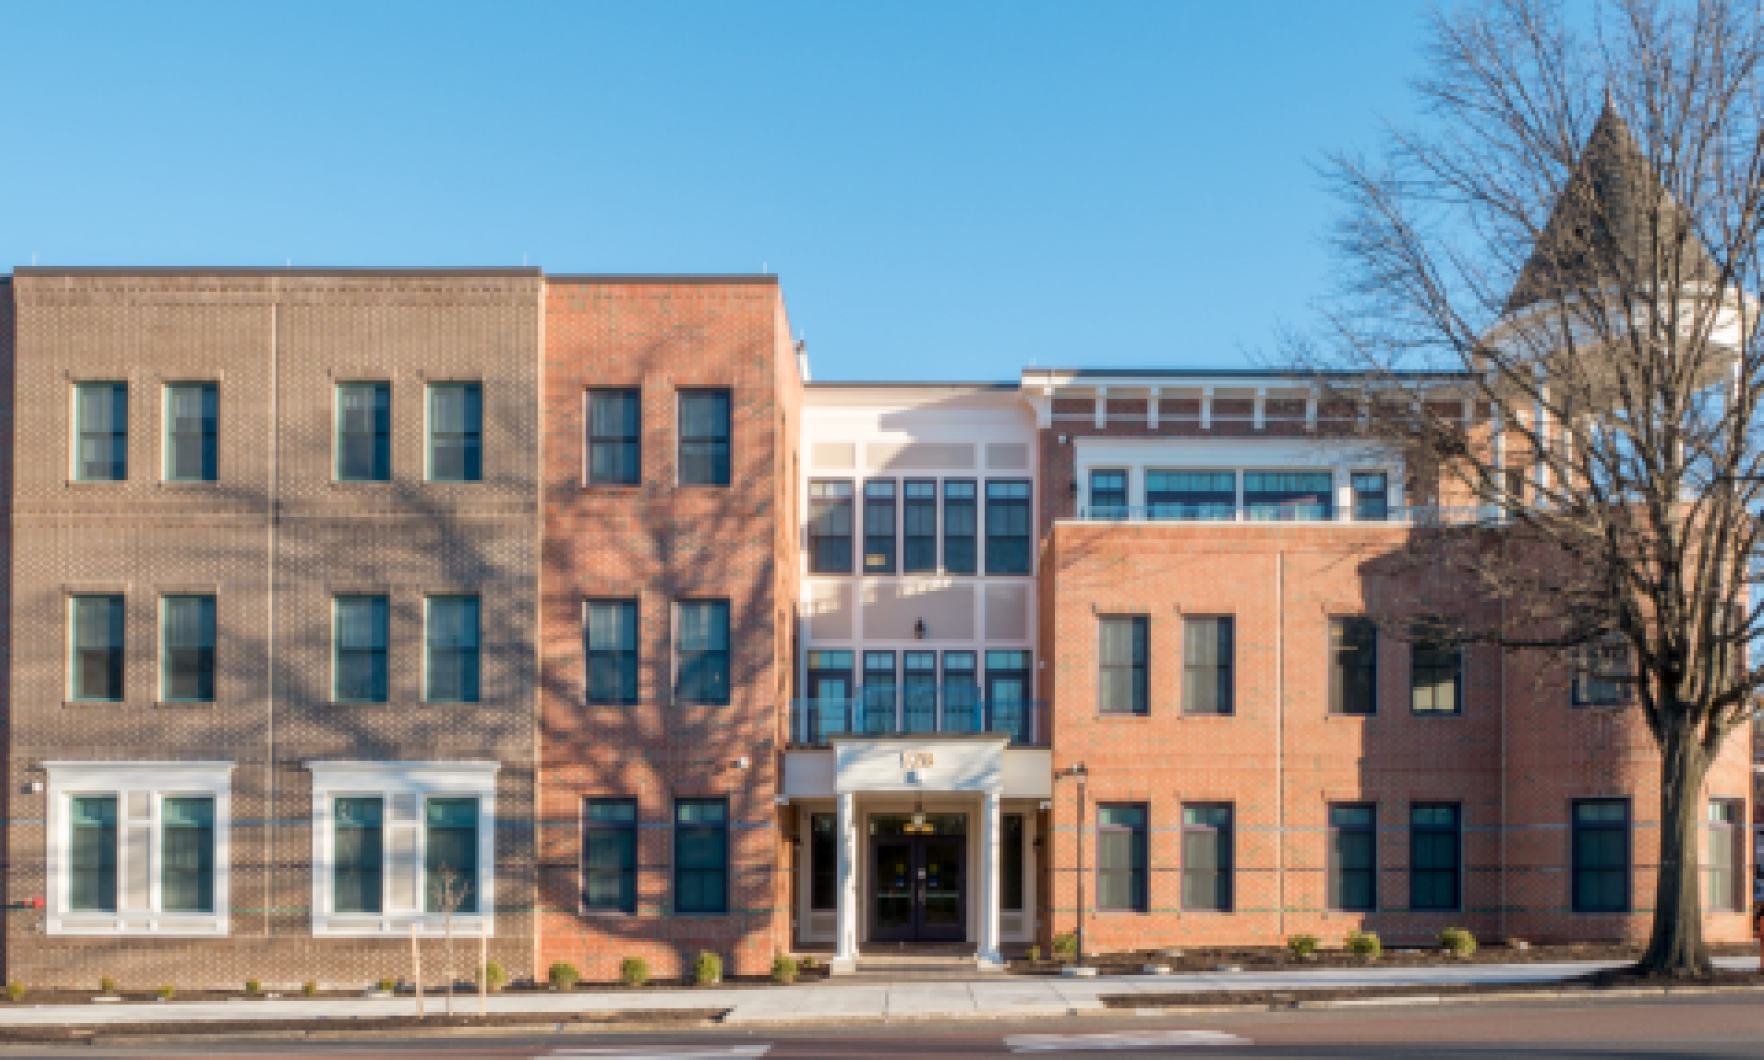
[901,751,935,770]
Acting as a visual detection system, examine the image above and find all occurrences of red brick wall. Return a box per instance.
[537,279,795,982]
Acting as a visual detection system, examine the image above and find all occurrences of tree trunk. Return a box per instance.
[1636,721,1713,977]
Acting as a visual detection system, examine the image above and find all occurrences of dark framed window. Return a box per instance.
[70,594,125,702]
[678,389,731,486]
[588,389,641,486]
[75,382,128,482]
[1097,804,1148,911]
[161,595,216,703]
[1411,632,1462,715]
[333,596,389,703]
[1409,803,1461,911]
[1245,471,1332,521]
[1572,638,1631,706]
[161,796,215,914]
[942,651,980,732]
[1706,800,1743,913]
[424,797,480,914]
[69,795,118,912]
[425,596,481,703]
[863,479,897,574]
[1330,618,1378,715]
[1089,469,1128,518]
[1002,814,1025,912]
[903,651,937,732]
[1182,804,1233,912]
[586,600,639,705]
[675,600,730,705]
[336,382,391,482]
[862,650,897,733]
[1183,616,1234,715]
[943,479,978,575]
[903,480,937,573]
[674,798,728,914]
[1329,804,1377,911]
[985,649,1034,743]
[985,480,1032,574]
[808,480,854,574]
[428,383,483,482]
[1571,799,1630,912]
[584,798,637,913]
[334,796,384,914]
[810,813,837,911]
[1147,470,1234,521]
[1098,616,1148,715]
[1351,472,1388,521]
[164,383,217,482]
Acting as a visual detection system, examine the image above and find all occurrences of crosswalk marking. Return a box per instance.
[1005,1029,1251,1052]
[541,1046,770,1059]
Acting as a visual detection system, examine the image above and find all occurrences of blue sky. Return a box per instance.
[2,1,1430,381]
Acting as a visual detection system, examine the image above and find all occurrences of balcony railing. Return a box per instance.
[789,689,1049,747]
[1074,504,1503,526]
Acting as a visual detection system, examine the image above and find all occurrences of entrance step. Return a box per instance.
[852,944,1004,979]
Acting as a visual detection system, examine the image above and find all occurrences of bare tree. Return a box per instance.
[429,864,473,1016]
[1297,0,1764,977]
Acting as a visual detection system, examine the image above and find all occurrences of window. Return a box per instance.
[1147,470,1234,521]
[903,651,937,732]
[675,798,728,914]
[160,595,215,703]
[585,799,637,913]
[334,796,384,915]
[75,382,128,481]
[586,600,639,705]
[807,481,854,574]
[1089,469,1128,518]
[1182,805,1233,912]
[1329,804,1377,911]
[1245,471,1332,521]
[1409,804,1461,911]
[943,651,980,731]
[1002,814,1025,912]
[986,650,1034,742]
[428,383,482,482]
[1706,800,1742,913]
[1572,637,1631,706]
[70,594,124,702]
[903,480,937,573]
[588,389,641,485]
[69,796,117,912]
[1183,617,1234,715]
[1411,632,1462,715]
[164,383,217,482]
[943,480,978,574]
[333,596,389,704]
[1098,616,1148,715]
[678,389,731,486]
[425,797,480,913]
[336,382,391,482]
[862,650,896,733]
[425,596,480,703]
[1330,618,1378,715]
[1351,472,1388,521]
[1572,799,1630,912]
[810,813,836,911]
[985,480,1032,574]
[161,796,216,914]
[675,601,730,705]
[863,480,897,574]
[1097,804,1148,911]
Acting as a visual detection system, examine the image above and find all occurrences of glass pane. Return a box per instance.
[424,797,479,914]
[334,796,384,914]
[70,796,118,912]
[161,797,215,913]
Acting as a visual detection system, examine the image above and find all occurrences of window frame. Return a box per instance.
[1570,797,1632,914]
[863,478,898,574]
[159,594,216,704]
[332,795,385,916]
[1410,631,1464,716]
[902,479,938,573]
[163,382,218,483]
[1408,802,1462,912]
[335,381,391,483]
[1181,803,1234,913]
[1350,471,1389,521]
[1182,616,1235,716]
[1330,617,1378,716]
[587,388,642,487]
[674,797,730,915]
[943,479,978,575]
[584,798,639,915]
[426,382,483,483]
[332,595,391,705]
[585,599,640,706]
[423,595,481,704]
[677,388,732,487]
[984,479,1033,575]
[1571,636,1633,707]
[1097,615,1148,716]
[1096,803,1148,913]
[807,479,855,575]
[73,381,128,482]
[1328,803,1378,912]
[69,593,126,703]
[1705,798,1743,914]
[1089,468,1128,518]
[674,599,731,706]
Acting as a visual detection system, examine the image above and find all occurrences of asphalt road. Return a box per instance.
[14,993,1764,1058]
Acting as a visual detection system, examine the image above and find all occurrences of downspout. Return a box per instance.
[1276,549,1286,941]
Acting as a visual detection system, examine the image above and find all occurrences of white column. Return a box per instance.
[1335,467,1353,522]
[832,791,858,974]
[977,790,1003,969]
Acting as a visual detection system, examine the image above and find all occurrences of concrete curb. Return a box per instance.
[1127,981,1764,1016]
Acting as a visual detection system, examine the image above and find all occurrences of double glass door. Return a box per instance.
[871,834,965,942]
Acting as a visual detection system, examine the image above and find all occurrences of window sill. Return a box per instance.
[64,479,128,487]
[156,700,217,709]
[49,913,228,937]
[580,908,641,918]
[330,700,393,708]
[581,482,643,491]
[63,700,128,709]
[329,480,394,488]
[313,913,494,937]
[157,480,220,488]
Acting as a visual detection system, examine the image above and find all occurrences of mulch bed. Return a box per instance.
[1109,968,1764,1011]
[0,1007,729,1045]
[1014,942,1759,977]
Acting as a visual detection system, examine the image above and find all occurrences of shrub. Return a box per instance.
[771,953,799,985]
[1027,944,1042,962]
[99,977,117,996]
[5,983,22,1003]
[245,979,262,995]
[157,984,175,1000]
[621,957,650,988]
[1287,934,1320,958]
[548,962,580,990]
[799,955,817,970]
[694,951,722,985]
[302,981,318,997]
[478,960,507,992]
[1439,927,1477,958]
[1052,932,1078,957]
[1344,930,1383,960]
[377,977,397,993]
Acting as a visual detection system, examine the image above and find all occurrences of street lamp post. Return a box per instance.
[1059,762,1090,968]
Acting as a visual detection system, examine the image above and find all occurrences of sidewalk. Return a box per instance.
[0,957,1753,1030]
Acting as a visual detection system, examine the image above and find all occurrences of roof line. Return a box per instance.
[544,274,779,284]
[13,266,543,277]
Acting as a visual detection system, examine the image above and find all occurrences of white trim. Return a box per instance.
[45,761,235,937]
[307,760,499,937]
